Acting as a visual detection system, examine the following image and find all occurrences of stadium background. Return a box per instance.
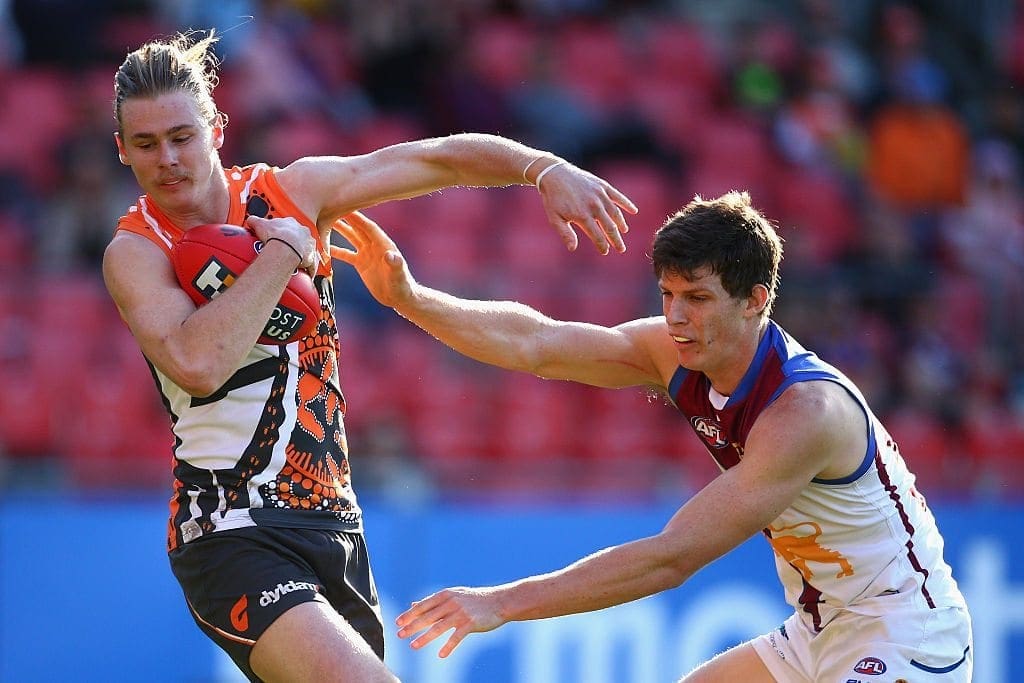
[0,0,1022,681]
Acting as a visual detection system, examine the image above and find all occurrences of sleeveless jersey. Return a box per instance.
[667,321,967,631]
[116,164,361,551]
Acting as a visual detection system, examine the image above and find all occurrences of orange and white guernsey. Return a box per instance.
[116,164,360,552]
[668,321,968,632]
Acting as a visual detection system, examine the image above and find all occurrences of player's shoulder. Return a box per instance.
[775,377,847,409]
[770,379,863,438]
[104,229,170,273]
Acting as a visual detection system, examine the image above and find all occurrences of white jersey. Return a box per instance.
[668,321,968,632]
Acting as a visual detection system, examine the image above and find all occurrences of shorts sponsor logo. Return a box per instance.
[853,657,887,675]
[230,595,249,632]
[259,580,319,607]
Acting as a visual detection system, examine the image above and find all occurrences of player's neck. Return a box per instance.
[705,323,768,397]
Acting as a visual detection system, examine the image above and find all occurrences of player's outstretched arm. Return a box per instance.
[396,389,839,658]
[277,133,638,255]
[331,212,670,389]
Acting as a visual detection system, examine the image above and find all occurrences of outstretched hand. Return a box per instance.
[535,162,638,255]
[396,587,506,658]
[330,212,414,308]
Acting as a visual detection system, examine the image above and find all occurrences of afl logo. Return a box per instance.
[691,416,729,448]
[853,657,887,675]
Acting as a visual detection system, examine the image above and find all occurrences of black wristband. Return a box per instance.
[265,237,303,264]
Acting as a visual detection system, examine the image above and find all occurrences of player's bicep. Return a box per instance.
[735,385,843,514]
[103,234,196,367]
[279,151,454,224]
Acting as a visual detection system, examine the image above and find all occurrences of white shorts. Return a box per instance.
[750,605,972,682]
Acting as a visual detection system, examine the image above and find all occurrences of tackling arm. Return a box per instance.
[331,212,675,389]
[396,383,843,657]
[275,133,637,255]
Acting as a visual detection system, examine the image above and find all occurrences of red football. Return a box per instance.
[171,224,320,345]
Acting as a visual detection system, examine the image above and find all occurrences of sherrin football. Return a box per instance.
[171,224,320,345]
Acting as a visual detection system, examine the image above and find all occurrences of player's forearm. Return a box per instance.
[392,282,551,374]
[495,537,691,624]
[173,243,299,393]
[426,133,561,187]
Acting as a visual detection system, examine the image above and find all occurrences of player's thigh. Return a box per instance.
[680,641,777,683]
[250,600,398,683]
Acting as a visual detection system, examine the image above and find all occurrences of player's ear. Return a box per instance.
[747,284,770,317]
[114,132,129,165]
[211,112,226,150]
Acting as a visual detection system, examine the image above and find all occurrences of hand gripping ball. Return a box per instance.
[171,224,320,345]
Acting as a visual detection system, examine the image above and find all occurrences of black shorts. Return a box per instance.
[169,526,383,682]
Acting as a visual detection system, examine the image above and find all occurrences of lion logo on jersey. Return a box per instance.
[767,520,854,580]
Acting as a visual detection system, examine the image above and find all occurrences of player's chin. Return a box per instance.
[675,345,702,369]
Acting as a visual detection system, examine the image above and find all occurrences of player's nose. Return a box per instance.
[158,141,179,166]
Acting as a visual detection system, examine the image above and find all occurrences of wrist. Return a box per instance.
[522,156,544,184]
[264,237,303,265]
[534,160,568,189]
[523,156,563,186]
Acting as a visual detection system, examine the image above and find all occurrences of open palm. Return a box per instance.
[330,211,414,308]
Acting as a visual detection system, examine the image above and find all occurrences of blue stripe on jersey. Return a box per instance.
[667,366,689,403]
[911,646,970,673]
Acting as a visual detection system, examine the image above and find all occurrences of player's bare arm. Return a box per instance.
[103,220,312,396]
[396,381,845,657]
[275,134,638,255]
[332,212,677,390]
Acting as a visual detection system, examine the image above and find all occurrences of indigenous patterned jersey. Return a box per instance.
[116,164,361,551]
[668,321,967,631]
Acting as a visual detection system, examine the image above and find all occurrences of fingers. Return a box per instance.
[395,593,445,636]
[539,170,635,254]
[590,188,633,253]
[438,627,472,659]
[396,592,473,657]
[557,206,626,255]
[552,220,580,252]
[607,184,639,216]
[329,244,355,264]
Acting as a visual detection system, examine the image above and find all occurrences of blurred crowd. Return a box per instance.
[0,0,1022,503]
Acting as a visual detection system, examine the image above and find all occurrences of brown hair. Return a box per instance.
[113,30,223,133]
[651,191,784,316]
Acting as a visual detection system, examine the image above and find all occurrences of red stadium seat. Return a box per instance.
[688,115,776,193]
[772,167,858,263]
[963,405,1024,498]
[467,18,539,90]
[644,21,724,94]
[550,21,632,110]
[633,77,715,153]
[399,187,493,284]
[0,366,55,456]
[884,408,958,497]
[490,372,577,462]
[58,359,171,490]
